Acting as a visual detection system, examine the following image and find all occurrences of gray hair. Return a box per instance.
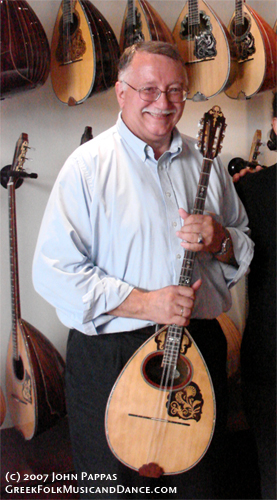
[118,41,188,86]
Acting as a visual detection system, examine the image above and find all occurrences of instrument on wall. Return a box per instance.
[105,106,227,477]
[2,134,67,440]
[172,0,237,101]
[0,0,50,99]
[225,0,277,99]
[120,0,174,53]
[51,0,120,106]
[228,129,263,176]
[80,125,93,144]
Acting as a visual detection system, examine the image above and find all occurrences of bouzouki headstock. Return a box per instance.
[0,134,36,189]
[10,133,29,175]
[197,105,227,160]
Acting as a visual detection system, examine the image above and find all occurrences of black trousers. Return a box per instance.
[65,320,228,499]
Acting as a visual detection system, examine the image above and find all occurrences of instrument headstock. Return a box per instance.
[197,106,227,160]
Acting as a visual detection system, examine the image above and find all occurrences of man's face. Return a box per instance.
[115,52,187,154]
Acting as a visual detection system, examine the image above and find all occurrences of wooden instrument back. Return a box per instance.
[0,0,50,99]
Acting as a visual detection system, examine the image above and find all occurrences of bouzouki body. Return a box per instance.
[106,106,227,476]
[225,0,277,99]
[106,327,215,474]
[173,0,237,101]
[51,0,120,105]
[120,0,174,53]
[4,134,66,440]
[0,0,50,99]
[6,319,66,439]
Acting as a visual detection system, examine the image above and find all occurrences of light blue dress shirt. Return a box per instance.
[33,114,254,335]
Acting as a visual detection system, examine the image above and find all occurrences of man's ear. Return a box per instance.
[115,81,125,109]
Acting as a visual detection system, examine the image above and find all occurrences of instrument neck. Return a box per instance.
[8,180,21,359]
[235,0,244,27]
[163,157,213,369]
[188,0,200,27]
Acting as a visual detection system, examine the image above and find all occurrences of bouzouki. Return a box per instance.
[50,0,120,105]
[120,0,174,53]
[0,0,50,99]
[225,0,277,99]
[3,135,67,440]
[105,106,227,476]
[173,0,237,101]
[228,129,263,176]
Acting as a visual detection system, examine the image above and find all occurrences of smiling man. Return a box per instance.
[33,42,253,499]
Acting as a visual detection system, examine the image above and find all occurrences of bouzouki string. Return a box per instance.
[145,156,214,464]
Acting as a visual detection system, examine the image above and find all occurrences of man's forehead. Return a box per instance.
[130,52,186,81]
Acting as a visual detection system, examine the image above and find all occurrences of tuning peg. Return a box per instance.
[195,143,200,150]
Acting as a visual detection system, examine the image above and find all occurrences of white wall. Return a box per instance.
[1,1,276,429]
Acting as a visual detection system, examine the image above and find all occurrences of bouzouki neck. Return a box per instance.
[235,0,244,27]
[188,0,200,27]
[163,106,226,372]
[8,134,29,361]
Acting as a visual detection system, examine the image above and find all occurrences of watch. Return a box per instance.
[215,233,231,256]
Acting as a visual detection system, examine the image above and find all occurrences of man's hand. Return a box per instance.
[233,165,263,183]
[176,208,226,254]
[109,279,202,327]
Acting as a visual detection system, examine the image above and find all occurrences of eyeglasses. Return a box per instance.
[121,81,188,103]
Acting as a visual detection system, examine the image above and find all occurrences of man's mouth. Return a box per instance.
[142,107,176,117]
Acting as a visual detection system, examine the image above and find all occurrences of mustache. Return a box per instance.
[142,107,176,116]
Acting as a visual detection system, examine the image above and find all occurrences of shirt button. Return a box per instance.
[159,165,163,170]
[176,254,182,259]
[166,192,171,197]
[172,221,177,227]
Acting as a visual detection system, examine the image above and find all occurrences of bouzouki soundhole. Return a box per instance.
[141,351,193,391]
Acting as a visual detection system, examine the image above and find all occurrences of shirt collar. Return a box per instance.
[116,112,183,162]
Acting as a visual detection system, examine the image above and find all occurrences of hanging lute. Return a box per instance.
[172,0,237,101]
[4,135,67,440]
[105,106,227,476]
[225,0,277,99]
[0,0,50,99]
[51,0,120,105]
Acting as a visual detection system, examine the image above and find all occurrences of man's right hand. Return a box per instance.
[108,279,202,327]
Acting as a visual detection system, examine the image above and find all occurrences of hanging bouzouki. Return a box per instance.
[225,0,277,99]
[105,106,227,476]
[3,135,67,440]
[172,0,237,101]
[51,0,120,105]
[120,0,174,53]
[0,0,50,99]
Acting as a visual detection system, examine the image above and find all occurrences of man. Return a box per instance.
[233,92,276,499]
[33,42,253,499]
